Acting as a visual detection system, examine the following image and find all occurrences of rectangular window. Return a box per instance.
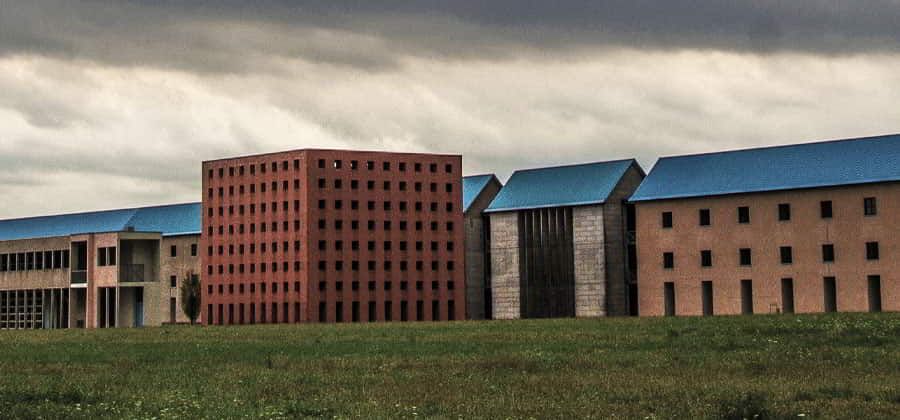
[170,275,177,288]
[863,197,877,216]
[701,281,713,316]
[820,200,833,219]
[781,278,794,314]
[663,252,674,269]
[384,301,393,322]
[661,211,673,228]
[335,302,344,323]
[866,242,879,260]
[822,244,835,263]
[190,244,198,257]
[663,282,675,316]
[700,250,712,267]
[699,209,711,226]
[737,206,750,224]
[740,280,753,314]
[780,246,793,264]
[739,248,752,266]
[98,248,107,266]
[868,275,882,313]
[778,203,791,221]
[823,277,837,312]
[170,245,177,257]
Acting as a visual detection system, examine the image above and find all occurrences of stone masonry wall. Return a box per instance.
[573,205,606,317]
[489,212,520,319]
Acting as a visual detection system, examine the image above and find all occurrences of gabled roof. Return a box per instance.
[462,174,499,212]
[0,203,202,241]
[486,159,638,213]
[631,134,900,202]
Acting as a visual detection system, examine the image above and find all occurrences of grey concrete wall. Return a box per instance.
[464,178,502,320]
[602,164,645,316]
[489,212,520,319]
[573,205,606,317]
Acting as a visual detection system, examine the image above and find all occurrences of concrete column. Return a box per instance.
[489,212,521,319]
[573,206,606,317]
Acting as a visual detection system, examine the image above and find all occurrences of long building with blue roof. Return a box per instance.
[486,159,645,320]
[0,203,202,329]
[633,134,899,317]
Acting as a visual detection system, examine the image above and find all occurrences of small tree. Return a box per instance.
[180,271,202,325]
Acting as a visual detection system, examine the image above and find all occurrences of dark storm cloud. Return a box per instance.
[1,1,900,73]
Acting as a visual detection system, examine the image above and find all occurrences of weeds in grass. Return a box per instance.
[716,392,771,420]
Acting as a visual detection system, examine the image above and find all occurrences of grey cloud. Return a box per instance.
[2,1,900,74]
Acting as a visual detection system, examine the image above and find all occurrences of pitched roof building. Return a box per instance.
[632,134,899,316]
[0,203,202,329]
[486,159,644,319]
[462,174,502,319]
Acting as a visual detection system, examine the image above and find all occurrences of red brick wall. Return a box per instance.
[202,149,464,325]
[636,182,898,316]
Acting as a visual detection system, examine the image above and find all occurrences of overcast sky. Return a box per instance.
[1,1,899,218]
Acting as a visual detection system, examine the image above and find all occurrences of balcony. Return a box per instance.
[119,264,149,283]
[71,270,87,284]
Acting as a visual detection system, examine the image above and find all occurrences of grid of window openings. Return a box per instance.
[657,194,886,316]
[202,150,464,325]
[0,250,70,272]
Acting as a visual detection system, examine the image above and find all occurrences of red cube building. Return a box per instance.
[202,149,464,325]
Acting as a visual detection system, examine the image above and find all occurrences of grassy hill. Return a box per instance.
[0,313,898,419]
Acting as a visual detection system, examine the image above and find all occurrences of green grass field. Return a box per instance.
[0,313,898,419]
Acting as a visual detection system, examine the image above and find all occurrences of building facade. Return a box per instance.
[631,135,899,316]
[0,204,201,329]
[485,159,644,319]
[202,149,465,325]
[462,174,502,320]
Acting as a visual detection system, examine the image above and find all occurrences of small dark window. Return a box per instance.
[170,275,177,288]
[822,244,835,262]
[820,200,833,218]
[663,252,674,269]
[778,203,791,221]
[866,242,879,260]
[739,248,752,266]
[699,209,711,226]
[780,246,793,264]
[737,206,750,224]
[661,212,673,228]
[170,245,177,257]
[700,250,712,267]
[864,197,877,216]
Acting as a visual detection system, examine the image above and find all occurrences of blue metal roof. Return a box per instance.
[0,203,202,241]
[486,159,637,213]
[631,134,900,202]
[462,174,497,212]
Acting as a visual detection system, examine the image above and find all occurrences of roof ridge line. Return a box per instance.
[655,133,900,162]
[510,158,636,175]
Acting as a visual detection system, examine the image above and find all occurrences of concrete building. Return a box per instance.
[202,149,465,324]
[0,203,202,329]
[484,159,645,319]
[462,174,502,320]
[631,135,899,316]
